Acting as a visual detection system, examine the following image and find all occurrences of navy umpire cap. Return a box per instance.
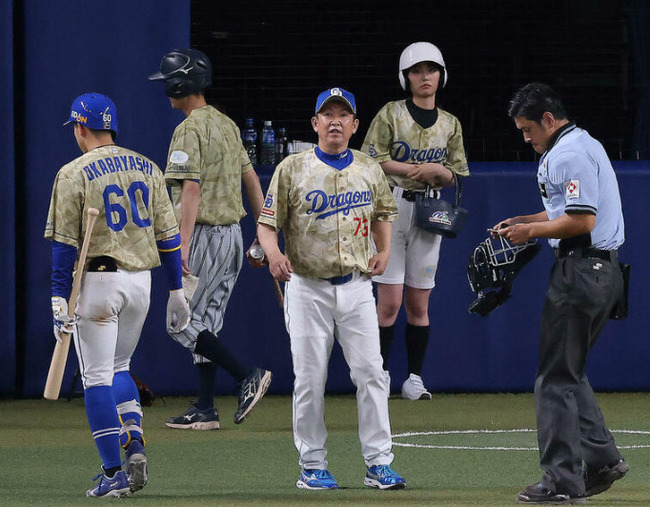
[148,48,212,98]
[64,93,118,137]
[315,87,356,115]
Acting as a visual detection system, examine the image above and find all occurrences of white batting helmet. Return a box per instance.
[398,42,448,90]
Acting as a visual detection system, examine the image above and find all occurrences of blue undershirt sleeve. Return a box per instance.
[51,240,77,299]
[157,233,183,291]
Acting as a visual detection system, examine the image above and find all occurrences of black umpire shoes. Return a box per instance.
[517,482,586,505]
[585,458,630,497]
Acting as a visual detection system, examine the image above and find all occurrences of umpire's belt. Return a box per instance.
[554,247,618,263]
[320,272,354,285]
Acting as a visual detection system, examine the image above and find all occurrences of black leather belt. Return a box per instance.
[389,186,427,202]
[554,247,618,262]
[321,273,354,285]
[88,256,118,272]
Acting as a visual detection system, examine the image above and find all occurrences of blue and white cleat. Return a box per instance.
[364,464,406,490]
[296,468,340,490]
[125,439,148,493]
[86,468,131,497]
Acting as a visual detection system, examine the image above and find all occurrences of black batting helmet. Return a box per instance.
[148,48,212,98]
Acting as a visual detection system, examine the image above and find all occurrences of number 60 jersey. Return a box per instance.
[45,145,179,270]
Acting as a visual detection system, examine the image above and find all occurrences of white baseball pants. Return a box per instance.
[74,270,151,388]
[373,186,442,289]
[285,272,394,470]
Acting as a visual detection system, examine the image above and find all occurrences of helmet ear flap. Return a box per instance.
[398,71,407,91]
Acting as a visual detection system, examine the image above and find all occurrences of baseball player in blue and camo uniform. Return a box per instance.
[494,82,629,504]
[258,87,406,490]
[362,42,470,400]
[45,93,190,497]
[149,48,272,429]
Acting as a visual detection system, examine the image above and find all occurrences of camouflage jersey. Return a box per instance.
[165,105,252,225]
[361,100,469,190]
[258,149,397,279]
[45,145,179,271]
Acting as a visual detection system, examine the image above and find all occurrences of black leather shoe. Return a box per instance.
[585,458,630,497]
[517,482,586,505]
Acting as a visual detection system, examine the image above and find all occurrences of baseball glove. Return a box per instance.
[131,373,155,407]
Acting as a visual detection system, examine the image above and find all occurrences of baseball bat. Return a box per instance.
[272,277,284,308]
[43,207,100,400]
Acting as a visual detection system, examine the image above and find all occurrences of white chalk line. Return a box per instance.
[392,428,650,450]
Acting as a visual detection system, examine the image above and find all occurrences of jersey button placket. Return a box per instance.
[336,173,347,262]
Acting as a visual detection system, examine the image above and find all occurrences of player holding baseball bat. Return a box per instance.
[44,93,190,498]
[44,206,99,401]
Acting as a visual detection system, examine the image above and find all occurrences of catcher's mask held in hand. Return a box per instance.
[467,235,541,315]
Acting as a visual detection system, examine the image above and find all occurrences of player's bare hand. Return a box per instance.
[369,251,390,276]
[497,223,531,245]
[407,163,451,187]
[181,244,192,276]
[267,252,293,282]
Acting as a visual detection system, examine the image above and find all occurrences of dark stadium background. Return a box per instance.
[2,0,649,397]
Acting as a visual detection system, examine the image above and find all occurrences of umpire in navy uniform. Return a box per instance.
[493,83,629,505]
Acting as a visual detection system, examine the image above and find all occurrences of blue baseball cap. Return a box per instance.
[315,87,356,115]
[63,93,118,137]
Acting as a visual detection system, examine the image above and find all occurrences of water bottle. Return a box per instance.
[242,118,258,164]
[275,127,288,163]
[260,120,276,165]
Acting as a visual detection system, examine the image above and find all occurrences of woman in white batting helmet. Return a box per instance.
[361,41,469,402]
[398,42,448,90]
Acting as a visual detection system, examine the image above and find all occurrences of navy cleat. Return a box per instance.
[124,439,148,493]
[86,468,130,498]
[166,404,220,430]
[364,464,406,490]
[296,468,340,490]
[234,368,272,424]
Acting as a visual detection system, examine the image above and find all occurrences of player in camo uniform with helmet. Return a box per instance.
[362,42,470,400]
[45,93,190,497]
[258,87,405,491]
[149,48,272,429]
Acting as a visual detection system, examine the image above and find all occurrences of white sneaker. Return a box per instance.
[401,374,432,400]
[382,370,391,398]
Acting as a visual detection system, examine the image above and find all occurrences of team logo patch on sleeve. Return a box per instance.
[261,193,275,217]
[169,150,189,164]
[565,179,580,199]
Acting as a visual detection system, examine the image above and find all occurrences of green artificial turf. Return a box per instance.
[1,393,648,506]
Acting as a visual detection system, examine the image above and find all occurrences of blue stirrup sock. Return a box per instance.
[85,385,122,470]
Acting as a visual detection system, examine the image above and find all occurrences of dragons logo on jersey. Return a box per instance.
[305,189,372,219]
[391,141,447,164]
[261,193,275,218]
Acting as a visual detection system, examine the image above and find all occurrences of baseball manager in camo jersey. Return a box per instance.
[45,93,190,497]
[149,48,272,428]
[257,87,406,491]
[362,42,470,401]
